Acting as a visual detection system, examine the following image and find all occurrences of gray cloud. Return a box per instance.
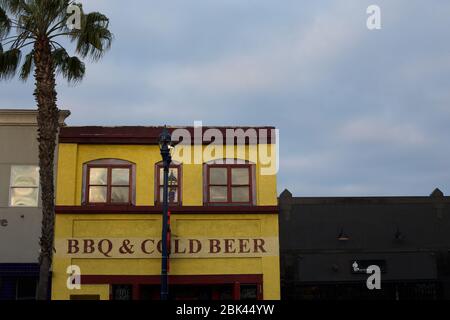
[1,0,449,196]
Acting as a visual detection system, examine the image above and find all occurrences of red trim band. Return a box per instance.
[55,205,279,214]
[81,274,262,285]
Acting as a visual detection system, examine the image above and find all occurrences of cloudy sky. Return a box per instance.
[1,0,450,196]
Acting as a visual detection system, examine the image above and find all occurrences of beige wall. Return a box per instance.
[0,109,70,263]
[0,125,41,263]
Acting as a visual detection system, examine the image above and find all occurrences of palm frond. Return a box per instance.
[36,0,70,30]
[0,47,20,79]
[6,29,31,48]
[1,0,111,84]
[52,47,85,83]
[70,10,112,61]
[50,0,71,22]
[0,6,11,38]
[19,48,32,80]
[0,0,24,15]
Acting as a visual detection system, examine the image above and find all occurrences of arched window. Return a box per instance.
[155,161,182,206]
[204,159,256,205]
[82,159,136,205]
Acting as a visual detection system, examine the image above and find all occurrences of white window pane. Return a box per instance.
[160,186,178,203]
[11,166,39,187]
[169,186,178,203]
[160,167,178,185]
[168,169,178,186]
[232,186,250,202]
[89,168,107,185]
[231,168,249,185]
[89,186,107,203]
[111,187,129,203]
[210,168,227,185]
[210,186,228,202]
[10,188,38,207]
[112,168,129,185]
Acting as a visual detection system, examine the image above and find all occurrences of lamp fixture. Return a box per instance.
[337,228,350,241]
[395,226,405,241]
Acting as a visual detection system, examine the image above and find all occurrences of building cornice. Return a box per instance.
[0,109,71,126]
[278,196,450,205]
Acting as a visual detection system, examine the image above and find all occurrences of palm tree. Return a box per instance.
[0,0,112,300]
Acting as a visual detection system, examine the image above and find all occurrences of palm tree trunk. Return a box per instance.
[34,36,59,300]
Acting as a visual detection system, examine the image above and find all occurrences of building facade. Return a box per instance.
[52,126,280,300]
[279,188,450,300]
[0,109,69,300]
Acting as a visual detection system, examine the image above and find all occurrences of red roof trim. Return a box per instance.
[59,126,276,145]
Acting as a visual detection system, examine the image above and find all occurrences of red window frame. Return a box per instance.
[155,164,181,206]
[86,164,132,205]
[206,164,253,205]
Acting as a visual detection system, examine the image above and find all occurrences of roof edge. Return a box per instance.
[0,109,71,126]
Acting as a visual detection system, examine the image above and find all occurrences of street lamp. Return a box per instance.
[159,126,172,300]
[168,171,177,203]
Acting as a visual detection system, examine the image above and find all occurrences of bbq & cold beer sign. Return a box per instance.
[56,237,278,258]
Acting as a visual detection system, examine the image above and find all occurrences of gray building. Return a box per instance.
[279,188,450,300]
[0,109,69,300]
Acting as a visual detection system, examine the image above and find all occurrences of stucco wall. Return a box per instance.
[52,141,280,300]
[0,126,41,263]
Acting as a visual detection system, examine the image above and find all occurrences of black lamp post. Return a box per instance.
[159,126,172,300]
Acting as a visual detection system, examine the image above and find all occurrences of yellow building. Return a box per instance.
[52,125,280,300]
